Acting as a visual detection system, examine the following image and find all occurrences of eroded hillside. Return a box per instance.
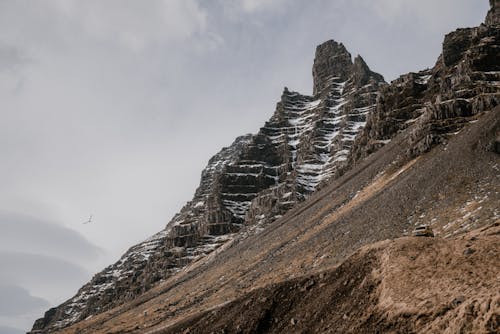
[45,93,499,334]
[165,223,500,334]
[31,1,499,333]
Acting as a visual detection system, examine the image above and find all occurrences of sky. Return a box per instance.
[0,0,489,332]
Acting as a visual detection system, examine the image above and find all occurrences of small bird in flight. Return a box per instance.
[83,215,93,224]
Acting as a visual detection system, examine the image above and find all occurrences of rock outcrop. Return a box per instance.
[486,0,500,26]
[350,3,500,164]
[31,40,384,332]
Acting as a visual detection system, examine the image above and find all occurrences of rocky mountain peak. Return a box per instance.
[312,40,383,95]
[312,40,353,95]
[31,38,386,333]
[486,0,500,26]
[352,55,385,86]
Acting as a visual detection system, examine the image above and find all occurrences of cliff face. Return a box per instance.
[486,0,500,26]
[349,6,500,164]
[32,40,385,332]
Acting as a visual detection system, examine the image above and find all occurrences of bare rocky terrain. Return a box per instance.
[40,102,500,334]
[31,1,499,333]
[165,223,500,334]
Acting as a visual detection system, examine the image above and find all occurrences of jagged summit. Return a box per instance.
[312,40,353,95]
[312,39,383,96]
[350,0,499,164]
[486,0,500,26]
[352,54,385,86]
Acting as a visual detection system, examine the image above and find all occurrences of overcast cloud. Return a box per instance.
[0,0,489,331]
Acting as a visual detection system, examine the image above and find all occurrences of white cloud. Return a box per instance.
[0,251,90,304]
[0,325,25,334]
[0,0,209,53]
[0,285,49,317]
[364,0,486,31]
[0,45,28,72]
[216,0,287,19]
[0,212,103,263]
[73,0,207,51]
[241,0,286,13]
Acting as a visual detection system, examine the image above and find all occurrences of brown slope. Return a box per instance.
[163,222,500,334]
[52,103,499,334]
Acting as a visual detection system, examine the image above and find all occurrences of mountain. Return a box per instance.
[31,1,499,333]
[31,39,385,334]
[37,107,498,334]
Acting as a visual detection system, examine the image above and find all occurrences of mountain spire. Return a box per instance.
[485,0,500,26]
[312,40,353,95]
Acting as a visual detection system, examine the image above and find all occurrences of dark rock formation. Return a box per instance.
[486,0,500,26]
[312,40,352,94]
[31,40,384,333]
[349,2,500,164]
[312,40,383,95]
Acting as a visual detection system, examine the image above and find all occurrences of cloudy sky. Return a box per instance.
[0,0,489,332]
